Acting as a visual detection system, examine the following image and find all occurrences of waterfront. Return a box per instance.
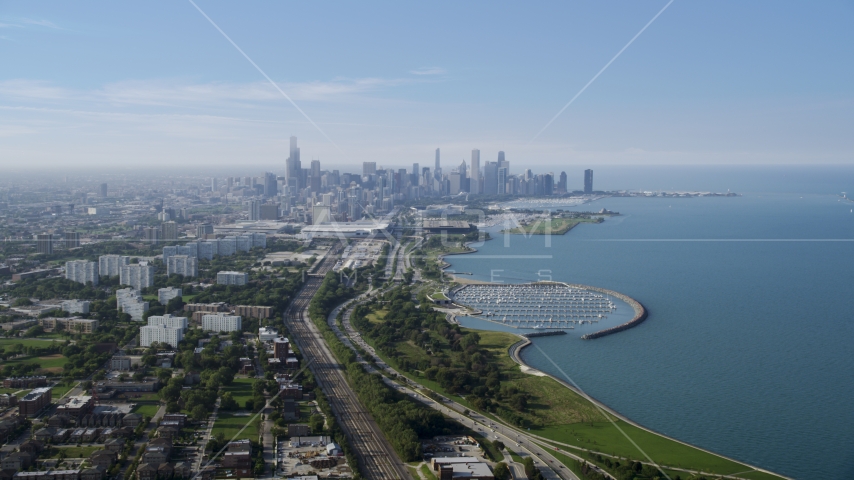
[446,191,854,479]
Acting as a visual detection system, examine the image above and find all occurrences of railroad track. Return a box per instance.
[283,246,411,480]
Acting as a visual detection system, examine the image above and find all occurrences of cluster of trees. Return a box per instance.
[61,342,113,379]
[522,457,545,480]
[190,274,302,319]
[4,277,110,301]
[580,454,676,480]
[351,287,532,422]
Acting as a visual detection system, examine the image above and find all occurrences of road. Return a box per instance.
[331,290,587,480]
[283,245,412,480]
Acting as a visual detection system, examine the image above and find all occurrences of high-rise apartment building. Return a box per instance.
[202,314,242,332]
[99,255,130,277]
[144,227,161,245]
[157,287,182,305]
[161,221,178,241]
[584,169,593,194]
[65,260,99,286]
[248,200,261,221]
[470,150,480,194]
[147,314,188,332]
[120,263,155,289]
[64,232,80,249]
[116,288,149,321]
[36,234,53,255]
[140,324,184,348]
[98,183,108,198]
[412,163,420,186]
[196,224,213,239]
[217,271,249,286]
[558,171,568,193]
[167,255,198,277]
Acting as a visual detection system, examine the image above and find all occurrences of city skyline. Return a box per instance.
[2,1,853,169]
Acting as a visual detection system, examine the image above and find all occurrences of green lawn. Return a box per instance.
[51,384,76,398]
[132,403,160,417]
[3,353,68,373]
[419,463,438,480]
[211,413,260,441]
[220,378,256,408]
[538,422,758,477]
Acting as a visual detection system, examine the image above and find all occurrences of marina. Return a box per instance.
[451,282,621,330]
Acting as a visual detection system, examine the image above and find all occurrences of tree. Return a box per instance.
[220,393,238,411]
[493,462,511,480]
[191,405,208,421]
[493,440,505,452]
[309,414,324,433]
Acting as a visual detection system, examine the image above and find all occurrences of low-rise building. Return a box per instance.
[258,327,278,342]
[234,305,272,319]
[55,396,94,417]
[39,317,99,334]
[19,387,52,417]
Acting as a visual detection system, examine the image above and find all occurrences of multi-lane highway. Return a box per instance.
[283,244,411,480]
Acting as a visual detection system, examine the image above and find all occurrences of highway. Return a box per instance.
[283,244,412,480]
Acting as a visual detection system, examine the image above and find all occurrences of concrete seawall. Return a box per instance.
[561,283,649,340]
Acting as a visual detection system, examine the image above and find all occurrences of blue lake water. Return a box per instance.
[446,189,854,479]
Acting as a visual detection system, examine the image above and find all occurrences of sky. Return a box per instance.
[1,1,853,172]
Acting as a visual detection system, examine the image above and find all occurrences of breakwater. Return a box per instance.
[523,330,567,338]
[560,283,648,340]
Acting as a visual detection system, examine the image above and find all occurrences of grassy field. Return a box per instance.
[212,413,260,441]
[3,353,67,373]
[501,217,600,235]
[0,338,66,348]
[221,378,255,408]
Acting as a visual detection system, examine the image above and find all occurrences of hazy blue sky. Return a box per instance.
[2,1,853,171]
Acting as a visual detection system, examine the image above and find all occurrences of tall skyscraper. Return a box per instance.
[558,171,568,193]
[412,163,419,186]
[470,150,480,194]
[98,183,108,198]
[363,162,377,176]
[286,136,301,189]
[483,161,498,195]
[584,169,593,194]
[264,172,277,197]
[435,148,441,177]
